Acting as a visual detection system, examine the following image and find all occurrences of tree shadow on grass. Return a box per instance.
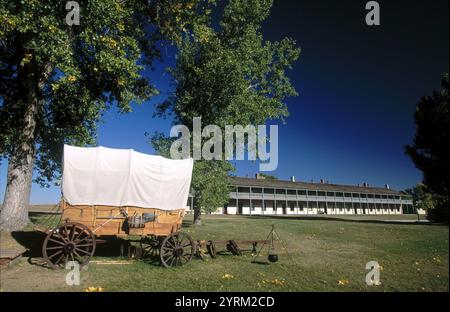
[9,230,141,268]
[239,215,441,225]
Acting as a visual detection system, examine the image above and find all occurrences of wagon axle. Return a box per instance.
[197,239,269,258]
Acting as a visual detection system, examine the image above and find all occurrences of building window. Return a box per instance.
[252,188,262,194]
[299,201,307,211]
[308,201,318,209]
[317,191,326,197]
[263,188,274,194]
[360,193,367,198]
[276,189,286,195]
[352,193,360,198]
[307,190,317,196]
[287,189,296,195]
[335,192,343,197]
[298,190,307,196]
[327,192,335,197]
[289,202,295,211]
[344,193,352,198]
[327,202,335,209]
[238,187,250,193]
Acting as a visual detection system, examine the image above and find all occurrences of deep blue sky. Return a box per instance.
[0,0,448,204]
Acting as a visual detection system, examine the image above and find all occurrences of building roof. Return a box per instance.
[229,176,402,195]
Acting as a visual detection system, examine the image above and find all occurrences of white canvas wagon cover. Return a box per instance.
[62,145,193,210]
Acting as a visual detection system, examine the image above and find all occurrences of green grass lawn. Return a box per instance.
[0,214,448,292]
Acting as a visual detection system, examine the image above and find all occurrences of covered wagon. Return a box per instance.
[42,145,194,268]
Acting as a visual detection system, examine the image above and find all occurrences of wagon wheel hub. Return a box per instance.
[63,242,76,254]
[173,246,184,257]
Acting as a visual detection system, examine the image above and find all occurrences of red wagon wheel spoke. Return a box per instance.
[75,236,92,244]
[54,232,68,243]
[47,238,65,246]
[73,227,84,242]
[206,240,217,258]
[74,248,91,255]
[73,249,83,259]
[46,246,64,251]
[54,253,65,265]
[48,250,63,259]
[140,236,161,258]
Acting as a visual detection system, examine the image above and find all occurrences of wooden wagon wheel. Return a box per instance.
[206,240,217,258]
[226,240,242,256]
[140,236,162,258]
[160,232,195,268]
[42,222,96,269]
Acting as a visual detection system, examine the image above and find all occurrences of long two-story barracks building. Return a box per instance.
[208,175,416,216]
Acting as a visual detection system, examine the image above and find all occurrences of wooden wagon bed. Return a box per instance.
[61,200,185,237]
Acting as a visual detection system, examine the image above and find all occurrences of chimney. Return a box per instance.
[320,179,324,184]
[291,176,296,182]
[385,184,390,189]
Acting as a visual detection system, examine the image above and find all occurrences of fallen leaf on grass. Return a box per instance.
[222,273,235,280]
[338,279,349,286]
[85,287,104,292]
[261,278,285,286]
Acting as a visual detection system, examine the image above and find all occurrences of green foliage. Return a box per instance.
[156,0,300,127]
[403,184,435,211]
[259,173,278,180]
[153,0,299,220]
[405,73,449,223]
[0,0,212,187]
[191,161,235,213]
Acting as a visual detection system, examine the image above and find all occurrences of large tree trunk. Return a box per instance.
[0,104,37,231]
[193,197,202,225]
[0,62,40,232]
[0,147,35,231]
